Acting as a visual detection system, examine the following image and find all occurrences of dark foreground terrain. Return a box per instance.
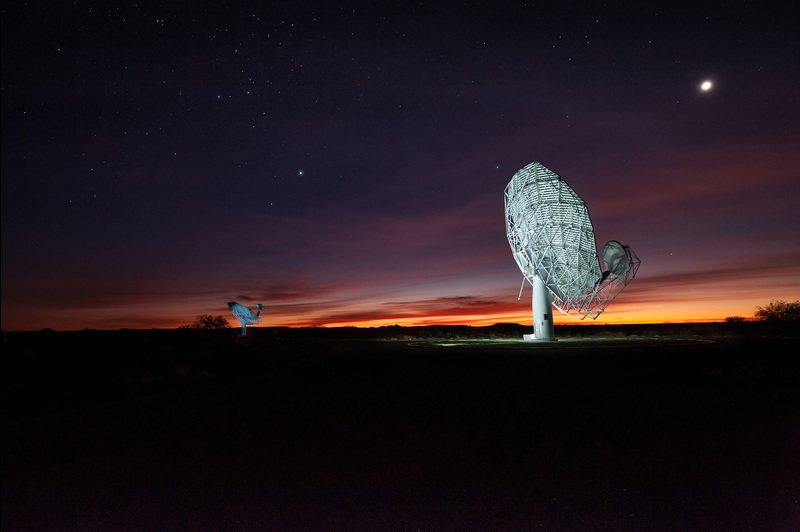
[2,327,798,531]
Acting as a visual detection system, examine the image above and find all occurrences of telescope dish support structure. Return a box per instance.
[524,274,556,341]
[505,161,640,341]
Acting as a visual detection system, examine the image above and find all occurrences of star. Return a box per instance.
[700,80,713,91]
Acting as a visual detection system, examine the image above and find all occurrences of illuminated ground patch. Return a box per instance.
[409,337,714,349]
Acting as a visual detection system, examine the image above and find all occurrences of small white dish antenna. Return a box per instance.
[505,162,640,340]
[227,301,264,336]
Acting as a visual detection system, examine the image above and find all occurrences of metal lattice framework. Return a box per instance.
[505,162,639,320]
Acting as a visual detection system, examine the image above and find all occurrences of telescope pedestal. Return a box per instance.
[525,275,556,341]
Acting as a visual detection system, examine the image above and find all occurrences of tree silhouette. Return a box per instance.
[724,316,746,323]
[181,314,231,330]
[754,300,800,322]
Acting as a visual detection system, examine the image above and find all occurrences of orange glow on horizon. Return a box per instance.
[3,310,758,332]
[1,288,787,331]
[260,306,758,330]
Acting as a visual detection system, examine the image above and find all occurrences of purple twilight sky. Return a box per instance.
[2,1,799,330]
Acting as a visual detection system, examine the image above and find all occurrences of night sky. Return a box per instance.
[2,1,799,331]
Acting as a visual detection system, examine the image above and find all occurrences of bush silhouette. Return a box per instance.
[181,314,231,330]
[754,300,800,322]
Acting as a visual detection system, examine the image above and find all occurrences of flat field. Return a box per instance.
[2,328,798,531]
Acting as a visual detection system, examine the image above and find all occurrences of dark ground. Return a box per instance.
[2,326,798,531]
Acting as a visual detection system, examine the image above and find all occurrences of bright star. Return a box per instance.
[700,80,713,91]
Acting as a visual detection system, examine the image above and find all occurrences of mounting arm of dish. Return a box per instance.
[505,162,640,340]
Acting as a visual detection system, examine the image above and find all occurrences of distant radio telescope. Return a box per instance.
[505,162,640,341]
[227,301,264,336]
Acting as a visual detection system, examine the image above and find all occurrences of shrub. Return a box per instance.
[180,314,231,330]
[754,300,800,322]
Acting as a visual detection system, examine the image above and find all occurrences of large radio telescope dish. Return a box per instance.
[227,301,264,336]
[505,162,640,340]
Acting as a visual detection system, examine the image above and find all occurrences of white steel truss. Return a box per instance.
[505,162,640,321]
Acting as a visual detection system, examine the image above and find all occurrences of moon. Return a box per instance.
[700,80,713,91]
